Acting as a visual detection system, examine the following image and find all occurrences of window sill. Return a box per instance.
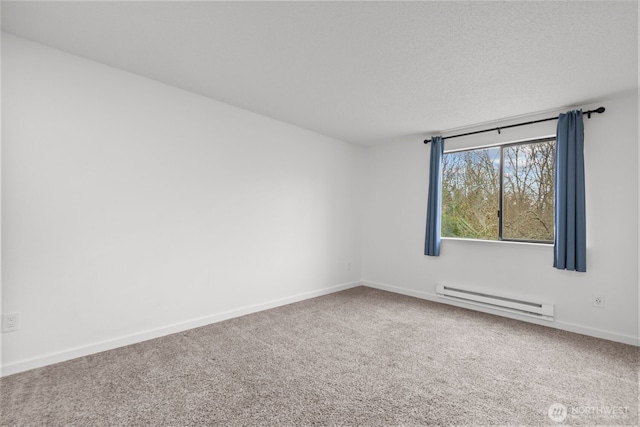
[441,237,553,248]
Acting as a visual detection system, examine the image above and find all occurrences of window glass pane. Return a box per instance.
[441,147,500,240]
[502,140,555,241]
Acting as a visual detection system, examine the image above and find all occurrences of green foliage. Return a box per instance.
[441,140,555,242]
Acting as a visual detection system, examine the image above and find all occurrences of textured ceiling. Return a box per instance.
[2,1,638,145]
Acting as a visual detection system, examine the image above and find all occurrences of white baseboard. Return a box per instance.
[1,281,361,377]
[4,279,635,377]
[362,280,640,346]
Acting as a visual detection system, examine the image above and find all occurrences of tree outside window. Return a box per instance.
[441,138,555,243]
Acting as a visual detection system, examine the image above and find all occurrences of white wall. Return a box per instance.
[362,91,639,344]
[2,33,638,378]
[1,34,363,375]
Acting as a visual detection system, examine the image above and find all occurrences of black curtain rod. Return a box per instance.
[423,107,605,144]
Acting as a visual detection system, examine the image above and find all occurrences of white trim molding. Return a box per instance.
[362,280,639,347]
[1,281,361,377]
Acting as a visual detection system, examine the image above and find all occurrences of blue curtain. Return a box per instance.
[425,136,444,256]
[554,110,586,272]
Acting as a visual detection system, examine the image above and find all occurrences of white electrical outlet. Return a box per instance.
[592,296,605,308]
[2,313,21,332]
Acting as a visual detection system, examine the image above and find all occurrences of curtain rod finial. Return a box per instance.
[586,106,605,119]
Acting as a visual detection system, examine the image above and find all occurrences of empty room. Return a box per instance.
[1,1,638,426]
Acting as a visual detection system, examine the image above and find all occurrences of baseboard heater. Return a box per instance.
[436,285,554,321]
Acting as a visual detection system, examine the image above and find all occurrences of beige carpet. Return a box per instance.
[1,286,638,426]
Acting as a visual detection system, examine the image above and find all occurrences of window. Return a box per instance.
[441,138,556,243]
